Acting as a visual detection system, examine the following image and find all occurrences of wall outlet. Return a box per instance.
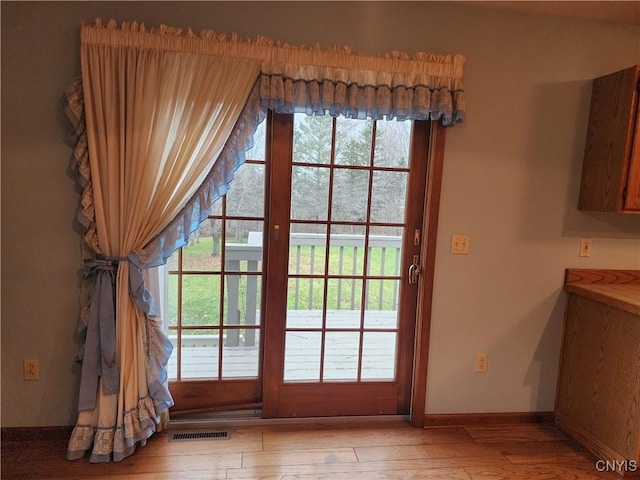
[23,359,39,381]
[450,234,471,255]
[475,353,488,373]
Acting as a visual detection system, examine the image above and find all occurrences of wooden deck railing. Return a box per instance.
[224,232,402,346]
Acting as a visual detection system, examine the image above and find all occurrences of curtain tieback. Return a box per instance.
[77,256,125,411]
[82,256,127,279]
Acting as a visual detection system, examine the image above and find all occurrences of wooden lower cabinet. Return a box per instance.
[556,291,640,477]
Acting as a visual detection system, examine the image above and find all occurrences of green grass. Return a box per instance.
[168,237,401,329]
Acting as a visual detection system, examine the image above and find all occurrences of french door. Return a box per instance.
[168,112,432,418]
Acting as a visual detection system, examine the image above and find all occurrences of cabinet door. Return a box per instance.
[578,66,640,212]
[556,294,640,466]
[624,103,640,210]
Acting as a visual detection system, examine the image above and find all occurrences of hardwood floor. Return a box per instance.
[1,420,620,479]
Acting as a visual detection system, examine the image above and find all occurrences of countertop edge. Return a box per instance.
[565,283,640,316]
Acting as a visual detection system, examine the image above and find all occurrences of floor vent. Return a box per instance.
[169,431,230,442]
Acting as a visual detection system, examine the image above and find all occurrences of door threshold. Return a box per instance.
[168,412,409,430]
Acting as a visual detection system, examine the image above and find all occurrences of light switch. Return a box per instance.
[579,238,592,257]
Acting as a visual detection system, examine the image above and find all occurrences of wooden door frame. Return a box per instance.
[166,114,447,421]
[409,122,447,427]
[261,112,293,418]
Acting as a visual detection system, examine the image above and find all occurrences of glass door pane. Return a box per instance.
[167,120,266,413]
[282,113,411,385]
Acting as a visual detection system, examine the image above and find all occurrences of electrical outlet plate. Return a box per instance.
[475,353,488,373]
[579,238,592,257]
[23,359,39,381]
[450,234,471,255]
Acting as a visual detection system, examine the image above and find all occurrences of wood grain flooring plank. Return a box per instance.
[226,458,510,479]
[476,440,583,457]
[263,426,471,451]
[50,470,228,480]
[241,447,358,468]
[463,425,568,443]
[3,451,242,479]
[249,467,473,480]
[464,463,620,479]
[504,451,597,467]
[355,442,505,462]
[134,430,263,456]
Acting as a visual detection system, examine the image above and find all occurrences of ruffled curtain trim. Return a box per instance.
[81,19,465,125]
[67,396,157,463]
[65,77,100,252]
[259,74,464,124]
[146,317,174,412]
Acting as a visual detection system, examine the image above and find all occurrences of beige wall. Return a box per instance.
[2,1,639,427]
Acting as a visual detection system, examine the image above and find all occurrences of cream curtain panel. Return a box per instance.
[66,19,465,463]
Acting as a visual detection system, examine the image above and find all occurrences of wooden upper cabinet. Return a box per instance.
[578,65,640,213]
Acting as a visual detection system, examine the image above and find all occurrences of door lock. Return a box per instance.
[408,255,421,284]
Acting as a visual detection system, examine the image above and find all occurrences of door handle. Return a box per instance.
[408,255,421,284]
